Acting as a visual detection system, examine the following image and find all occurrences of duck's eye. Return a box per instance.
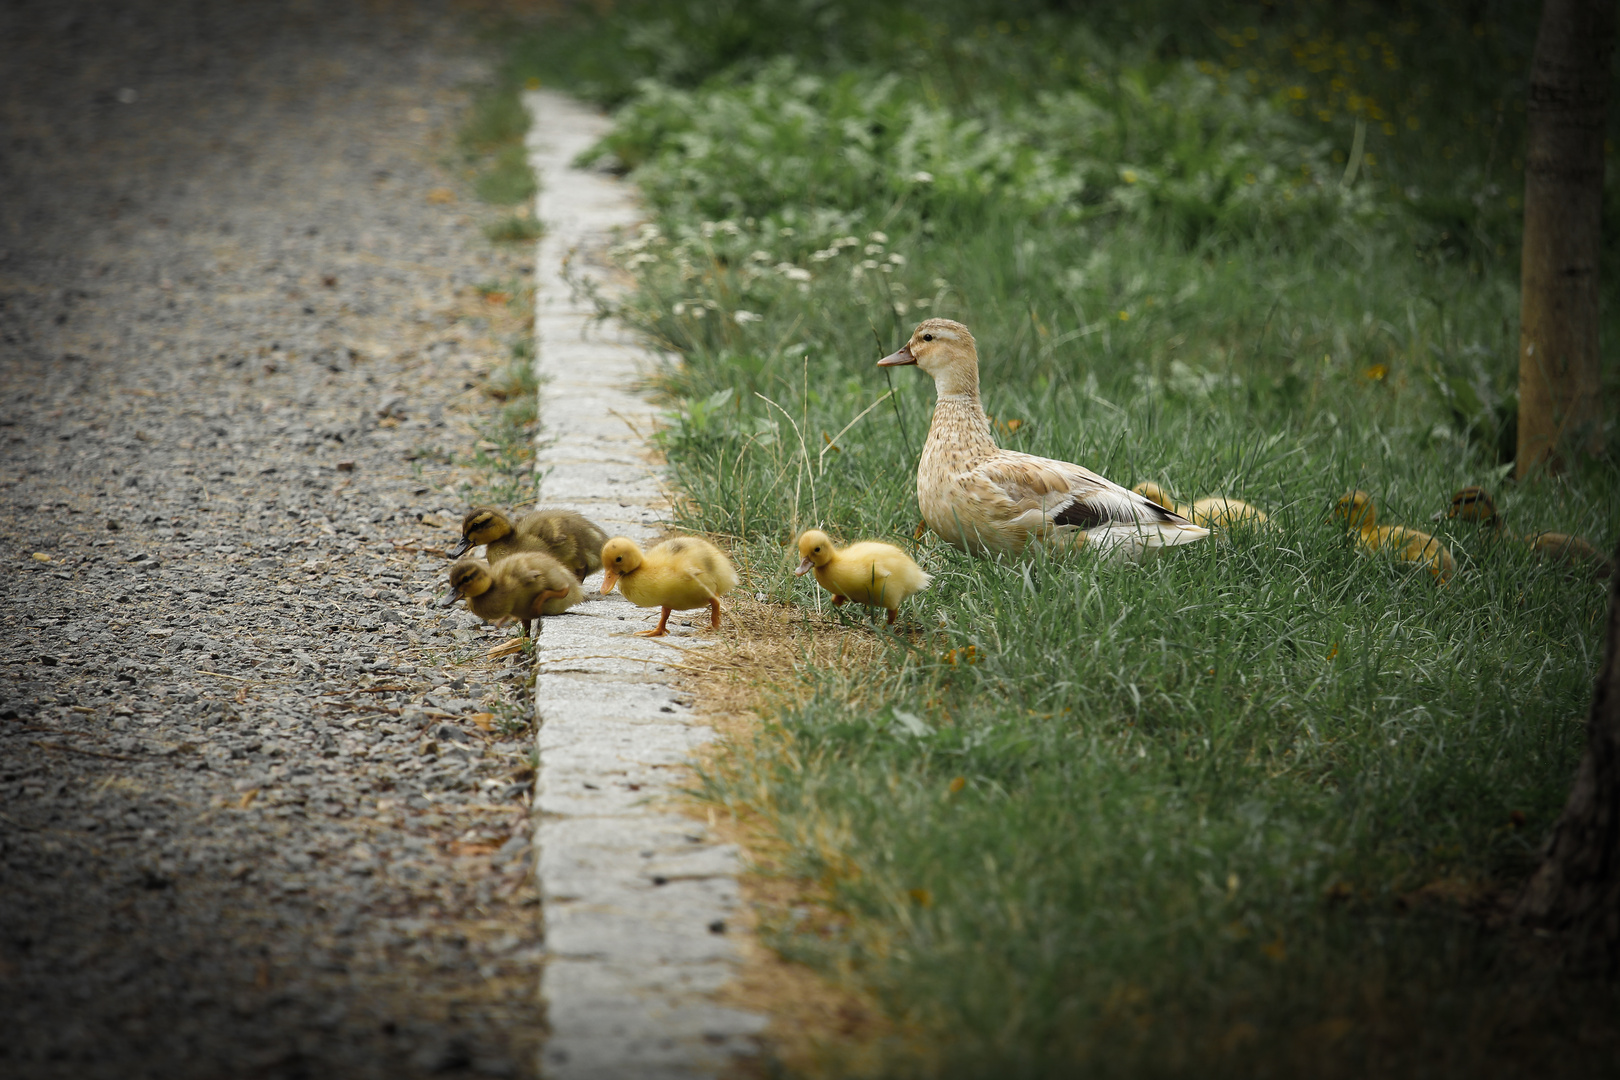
[922,334,933,341]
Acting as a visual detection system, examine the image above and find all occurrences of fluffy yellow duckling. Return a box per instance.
[795,530,932,625]
[453,506,608,581]
[1334,490,1455,584]
[1440,486,1613,579]
[878,319,1207,559]
[599,536,739,637]
[441,552,584,637]
[1132,481,1269,530]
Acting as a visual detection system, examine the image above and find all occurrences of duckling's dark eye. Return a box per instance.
[922,334,933,341]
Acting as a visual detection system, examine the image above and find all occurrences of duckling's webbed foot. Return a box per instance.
[886,607,898,625]
[831,595,847,606]
[635,606,674,637]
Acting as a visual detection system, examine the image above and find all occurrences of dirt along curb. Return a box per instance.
[524,89,768,1079]
[1,3,550,1077]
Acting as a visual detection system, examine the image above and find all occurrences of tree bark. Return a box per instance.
[1516,542,1620,975]
[1515,0,1615,477]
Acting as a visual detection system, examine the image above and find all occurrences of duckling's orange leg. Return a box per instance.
[635,607,674,637]
[831,595,847,606]
[521,618,533,638]
[708,598,722,630]
[886,607,898,626]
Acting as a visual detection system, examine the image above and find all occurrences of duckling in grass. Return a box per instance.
[600,536,739,637]
[795,530,932,626]
[453,506,608,581]
[441,552,583,637]
[1334,490,1455,584]
[1132,481,1270,530]
[1439,486,1613,579]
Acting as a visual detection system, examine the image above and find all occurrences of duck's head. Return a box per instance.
[1131,482,1174,511]
[795,529,835,575]
[1333,490,1377,530]
[878,318,979,395]
[1437,486,1500,526]
[599,537,644,594]
[454,507,512,556]
[442,557,493,606]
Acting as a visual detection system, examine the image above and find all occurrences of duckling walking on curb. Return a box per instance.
[600,536,738,637]
[1334,490,1455,584]
[442,552,584,637]
[453,506,609,582]
[796,530,931,626]
[1439,486,1613,580]
[1132,481,1270,530]
[878,319,1208,559]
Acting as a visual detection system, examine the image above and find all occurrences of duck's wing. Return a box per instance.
[968,449,1208,554]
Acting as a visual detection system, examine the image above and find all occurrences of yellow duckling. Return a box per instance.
[1333,490,1455,584]
[599,536,739,637]
[1132,481,1270,530]
[1439,486,1613,579]
[795,530,932,626]
[441,552,584,637]
[453,506,608,582]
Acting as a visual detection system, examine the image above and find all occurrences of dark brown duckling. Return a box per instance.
[452,506,609,582]
[440,552,584,637]
[1439,486,1613,579]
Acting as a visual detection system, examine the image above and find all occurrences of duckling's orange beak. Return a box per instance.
[600,568,619,594]
[877,345,915,367]
[794,557,815,576]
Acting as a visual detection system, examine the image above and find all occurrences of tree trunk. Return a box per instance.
[1516,542,1620,975]
[1515,0,1615,477]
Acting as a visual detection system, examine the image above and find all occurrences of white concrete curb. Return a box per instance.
[524,89,766,1079]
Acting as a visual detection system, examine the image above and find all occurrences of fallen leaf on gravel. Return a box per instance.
[469,713,494,731]
[426,187,454,204]
[237,788,259,809]
[486,639,526,659]
[31,552,51,562]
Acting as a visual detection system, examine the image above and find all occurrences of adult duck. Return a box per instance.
[878,318,1209,558]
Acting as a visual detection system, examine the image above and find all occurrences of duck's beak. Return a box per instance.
[449,536,472,557]
[439,586,462,608]
[794,557,815,576]
[600,568,619,595]
[877,345,916,367]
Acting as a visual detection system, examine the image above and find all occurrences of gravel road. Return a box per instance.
[1,3,547,1076]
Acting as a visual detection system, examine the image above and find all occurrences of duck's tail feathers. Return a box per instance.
[1083,520,1210,561]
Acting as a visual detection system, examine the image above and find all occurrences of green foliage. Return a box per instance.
[483,213,544,244]
[509,0,1620,1073]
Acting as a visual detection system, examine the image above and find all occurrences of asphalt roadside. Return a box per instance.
[1,3,546,1076]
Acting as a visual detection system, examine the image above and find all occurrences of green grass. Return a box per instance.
[501,0,1620,1074]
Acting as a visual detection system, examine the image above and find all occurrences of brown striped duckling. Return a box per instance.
[599,536,738,637]
[1132,481,1270,530]
[453,506,608,581]
[795,530,932,625]
[1334,490,1455,584]
[441,552,583,637]
[1438,486,1613,579]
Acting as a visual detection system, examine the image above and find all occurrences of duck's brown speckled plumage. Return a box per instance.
[878,318,1209,558]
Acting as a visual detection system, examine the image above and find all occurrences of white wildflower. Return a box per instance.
[887,253,906,265]
[868,230,889,243]
[672,301,686,316]
[834,236,860,248]
[778,226,796,237]
[910,171,934,184]
[914,299,931,309]
[864,242,885,255]
[810,249,835,262]
[733,310,762,325]
[750,250,773,263]
[861,259,879,270]
[779,266,812,282]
